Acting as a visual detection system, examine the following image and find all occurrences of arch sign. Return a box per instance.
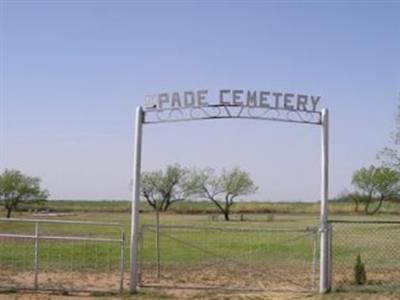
[129,89,330,293]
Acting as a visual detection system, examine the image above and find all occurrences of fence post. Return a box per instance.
[138,227,144,284]
[328,224,333,291]
[119,230,125,294]
[312,228,318,291]
[156,202,161,279]
[33,221,39,290]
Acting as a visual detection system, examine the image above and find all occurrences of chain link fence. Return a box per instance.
[330,220,400,292]
[139,224,319,292]
[5,216,399,294]
[0,218,125,293]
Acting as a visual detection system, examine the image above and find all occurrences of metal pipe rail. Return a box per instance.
[329,220,400,224]
[141,224,319,233]
[0,218,125,293]
[0,217,121,226]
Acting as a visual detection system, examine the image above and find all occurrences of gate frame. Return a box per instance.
[129,104,330,293]
[139,224,320,292]
[0,218,125,293]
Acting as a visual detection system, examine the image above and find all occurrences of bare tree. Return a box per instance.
[141,164,189,212]
[186,167,257,221]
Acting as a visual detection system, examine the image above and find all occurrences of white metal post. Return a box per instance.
[328,223,333,290]
[119,230,125,294]
[155,202,161,279]
[130,106,144,293]
[320,108,330,293]
[33,221,39,290]
[312,229,318,291]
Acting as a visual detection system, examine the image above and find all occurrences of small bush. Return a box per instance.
[354,253,367,285]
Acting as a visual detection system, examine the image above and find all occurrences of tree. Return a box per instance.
[378,95,400,170]
[186,167,258,221]
[141,164,189,212]
[351,166,400,214]
[337,191,367,213]
[0,169,49,218]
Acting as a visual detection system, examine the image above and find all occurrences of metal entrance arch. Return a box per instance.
[129,104,330,294]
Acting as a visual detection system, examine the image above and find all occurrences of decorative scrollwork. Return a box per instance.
[143,105,321,125]
[190,106,222,119]
[156,108,183,121]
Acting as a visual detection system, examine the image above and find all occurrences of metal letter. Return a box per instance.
[232,90,243,105]
[197,90,208,106]
[184,91,195,107]
[311,96,320,112]
[158,93,169,109]
[219,89,230,105]
[283,93,295,110]
[259,91,271,108]
[272,92,282,108]
[296,94,308,111]
[246,90,258,107]
[171,92,182,108]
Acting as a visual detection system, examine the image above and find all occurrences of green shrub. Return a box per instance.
[354,253,367,285]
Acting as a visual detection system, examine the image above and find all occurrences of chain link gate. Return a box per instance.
[138,224,319,292]
[0,218,125,293]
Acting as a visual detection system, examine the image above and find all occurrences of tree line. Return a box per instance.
[2,97,399,218]
[0,165,257,221]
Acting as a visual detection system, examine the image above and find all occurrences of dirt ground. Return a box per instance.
[1,289,400,300]
[2,269,400,300]
[0,271,121,292]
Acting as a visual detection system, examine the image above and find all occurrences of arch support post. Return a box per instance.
[320,108,331,293]
[130,106,143,293]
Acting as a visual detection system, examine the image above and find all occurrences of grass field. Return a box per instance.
[13,199,400,215]
[0,201,399,299]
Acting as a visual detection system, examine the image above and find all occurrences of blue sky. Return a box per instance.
[1,1,399,201]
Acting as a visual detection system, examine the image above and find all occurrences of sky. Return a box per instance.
[1,1,399,202]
